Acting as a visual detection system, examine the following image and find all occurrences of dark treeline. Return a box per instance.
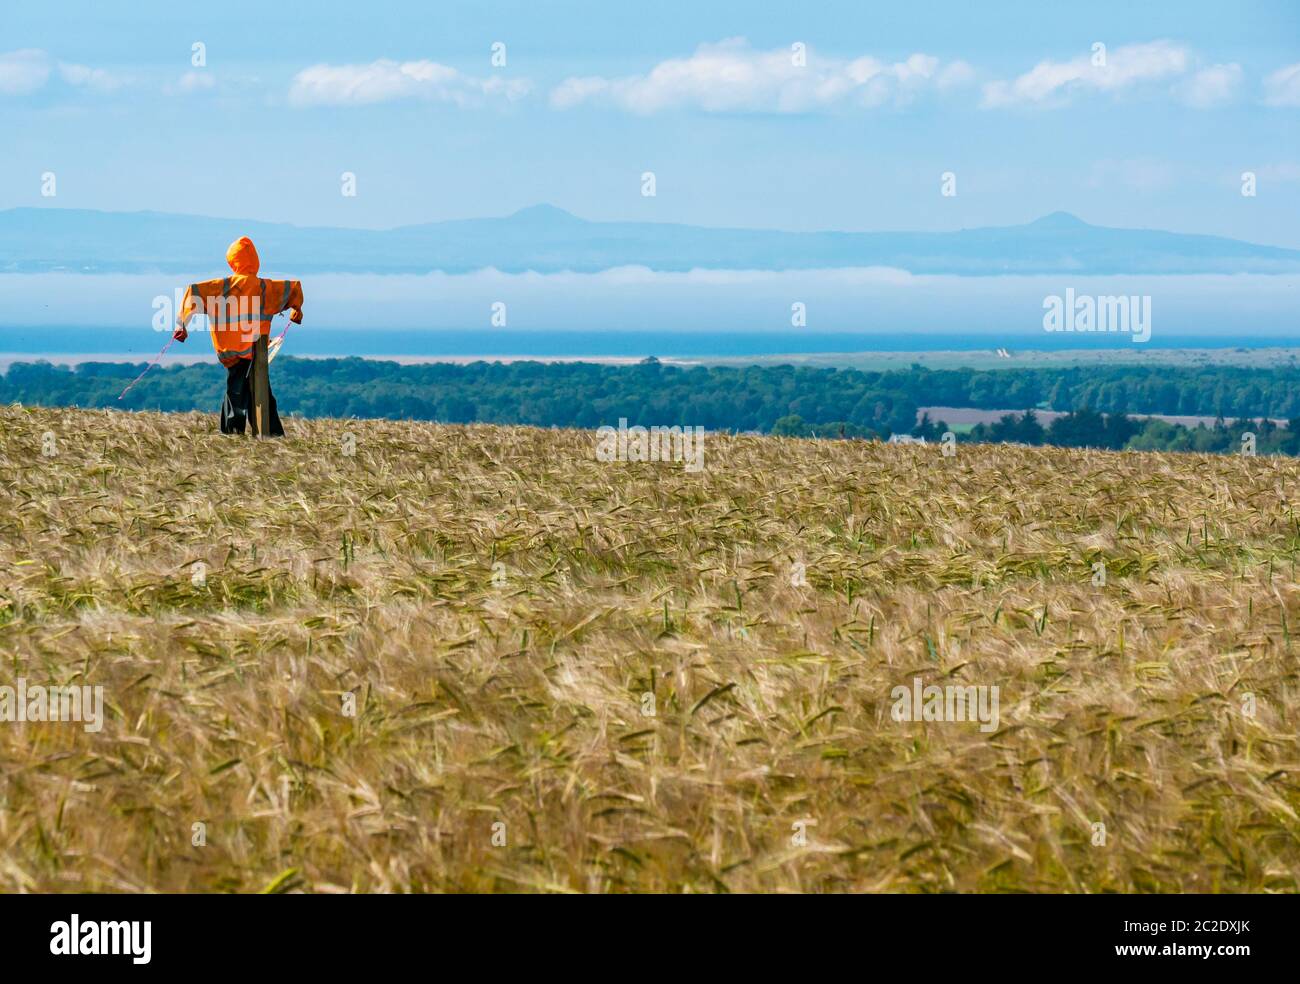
[914,359,1300,419]
[3,355,1299,455]
[947,409,1300,456]
[0,357,922,436]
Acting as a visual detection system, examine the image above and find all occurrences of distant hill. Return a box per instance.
[2,204,1297,275]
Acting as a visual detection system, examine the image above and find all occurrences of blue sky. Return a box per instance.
[2,0,1299,245]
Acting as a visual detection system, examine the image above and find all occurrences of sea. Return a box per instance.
[0,328,1292,366]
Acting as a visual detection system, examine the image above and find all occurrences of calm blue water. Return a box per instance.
[0,327,1290,359]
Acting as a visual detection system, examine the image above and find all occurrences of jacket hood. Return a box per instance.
[226,237,260,276]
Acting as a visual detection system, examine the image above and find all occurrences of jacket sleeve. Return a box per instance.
[177,278,226,328]
[272,280,303,315]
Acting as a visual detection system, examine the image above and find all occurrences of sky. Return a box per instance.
[2,0,1299,246]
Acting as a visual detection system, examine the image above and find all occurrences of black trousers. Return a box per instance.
[221,360,285,436]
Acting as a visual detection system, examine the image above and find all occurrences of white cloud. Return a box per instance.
[288,58,531,108]
[1175,63,1242,108]
[0,49,52,95]
[936,61,977,90]
[0,49,121,95]
[550,38,974,113]
[166,71,272,97]
[566,264,919,287]
[1263,62,1300,106]
[175,71,216,93]
[58,61,122,92]
[982,41,1191,108]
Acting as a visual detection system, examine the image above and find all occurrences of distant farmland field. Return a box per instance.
[919,406,1289,430]
[2,406,1298,892]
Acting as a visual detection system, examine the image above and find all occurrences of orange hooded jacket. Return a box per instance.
[177,237,303,367]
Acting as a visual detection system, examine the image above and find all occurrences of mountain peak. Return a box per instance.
[1029,211,1089,230]
[507,203,584,224]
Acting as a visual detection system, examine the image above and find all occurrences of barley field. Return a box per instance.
[1,404,1298,893]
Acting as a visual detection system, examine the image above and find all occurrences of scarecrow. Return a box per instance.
[172,236,303,435]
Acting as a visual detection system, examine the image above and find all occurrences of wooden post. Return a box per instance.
[251,334,271,439]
